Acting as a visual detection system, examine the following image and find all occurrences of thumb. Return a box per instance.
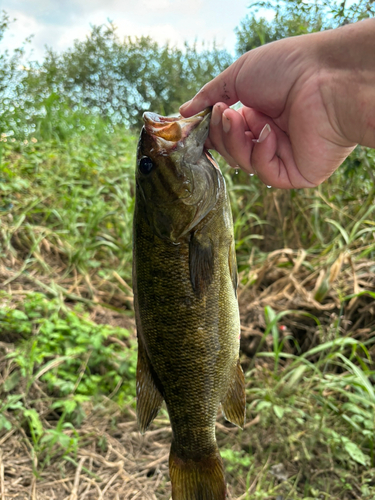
[179,59,243,117]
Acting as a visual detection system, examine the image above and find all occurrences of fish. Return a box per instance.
[133,108,246,500]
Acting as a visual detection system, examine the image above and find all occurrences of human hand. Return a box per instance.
[179,22,375,188]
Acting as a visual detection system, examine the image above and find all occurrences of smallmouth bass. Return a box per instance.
[133,108,245,500]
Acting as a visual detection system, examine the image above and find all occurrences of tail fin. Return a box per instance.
[169,442,226,500]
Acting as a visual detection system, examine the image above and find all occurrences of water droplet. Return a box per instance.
[267,185,272,189]
[234,168,239,175]
[249,173,254,177]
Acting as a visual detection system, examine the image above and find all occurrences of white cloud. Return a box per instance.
[2,0,250,60]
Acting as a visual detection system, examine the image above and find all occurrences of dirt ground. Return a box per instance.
[1,249,375,499]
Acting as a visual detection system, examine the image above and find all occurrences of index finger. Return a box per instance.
[179,59,243,117]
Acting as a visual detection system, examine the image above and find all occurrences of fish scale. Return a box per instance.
[133,108,246,499]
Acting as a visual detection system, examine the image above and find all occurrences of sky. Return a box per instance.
[2,0,259,61]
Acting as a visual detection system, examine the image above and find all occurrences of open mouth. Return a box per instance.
[143,108,212,143]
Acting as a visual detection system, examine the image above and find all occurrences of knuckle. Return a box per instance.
[197,84,209,97]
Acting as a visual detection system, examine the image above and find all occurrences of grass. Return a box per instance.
[0,119,375,499]
[0,125,136,305]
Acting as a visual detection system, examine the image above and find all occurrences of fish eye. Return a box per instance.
[139,156,154,175]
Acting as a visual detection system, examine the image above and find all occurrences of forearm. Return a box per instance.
[317,19,375,148]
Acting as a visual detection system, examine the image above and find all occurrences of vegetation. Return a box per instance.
[0,13,232,135]
[235,0,375,54]
[0,3,375,499]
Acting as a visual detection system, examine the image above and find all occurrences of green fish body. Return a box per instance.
[133,109,245,500]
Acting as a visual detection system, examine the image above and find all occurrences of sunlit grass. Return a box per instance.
[0,126,137,308]
[0,119,375,498]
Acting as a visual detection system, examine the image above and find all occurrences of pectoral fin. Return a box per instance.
[136,336,164,434]
[221,359,246,429]
[189,231,214,297]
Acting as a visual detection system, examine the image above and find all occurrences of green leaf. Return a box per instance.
[24,409,44,438]
[282,364,307,391]
[342,402,371,418]
[343,439,369,466]
[52,399,77,414]
[325,219,349,244]
[273,405,285,419]
[10,309,29,321]
[264,305,279,351]
[256,400,271,412]
[0,414,12,431]
[337,353,375,403]
[3,370,21,392]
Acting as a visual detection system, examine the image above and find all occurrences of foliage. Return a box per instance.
[253,307,375,466]
[1,291,136,405]
[0,11,32,138]
[251,0,375,28]
[0,291,136,469]
[236,0,375,54]
[2,293,136,402]
[0,11,31,96]
[235,306,375,497]
[235,11,322,54]
[1,121,374,497]
[0,123,137,285]
[0,18,232,138]
[0,2,375,496]
[217,145,375,265]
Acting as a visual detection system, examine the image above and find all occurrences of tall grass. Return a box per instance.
[0,112,374,497]
[1,5,374,497]
[1,121,137,307]
[2,133,373,295]
[222,145,375,262]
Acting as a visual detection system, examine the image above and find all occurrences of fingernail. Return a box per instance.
[211,105,221,126]
[258,124,271,143]
[179,99,192,112]
[222,116,231,133]
[252,123,271,143]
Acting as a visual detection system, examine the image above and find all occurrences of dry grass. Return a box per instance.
[238,249,375,362]
[0,405,170,500]
[1,249,375,499]
[1,134,375,499]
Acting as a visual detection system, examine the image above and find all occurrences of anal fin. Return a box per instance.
[221,359,246,429]
[136,336,164,434]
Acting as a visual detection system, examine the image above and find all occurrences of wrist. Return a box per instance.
[317,19,375,148]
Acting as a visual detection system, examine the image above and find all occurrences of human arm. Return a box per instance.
[179,19,375,189]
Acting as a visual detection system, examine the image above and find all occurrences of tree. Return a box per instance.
[0,11,33,136]
[21,24,233,129]
[235,0,375,55]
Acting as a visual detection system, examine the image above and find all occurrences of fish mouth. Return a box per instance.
[143,108,212,144]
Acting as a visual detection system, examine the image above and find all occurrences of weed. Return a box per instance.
[0,74,374,500]
[0,292,136,473]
